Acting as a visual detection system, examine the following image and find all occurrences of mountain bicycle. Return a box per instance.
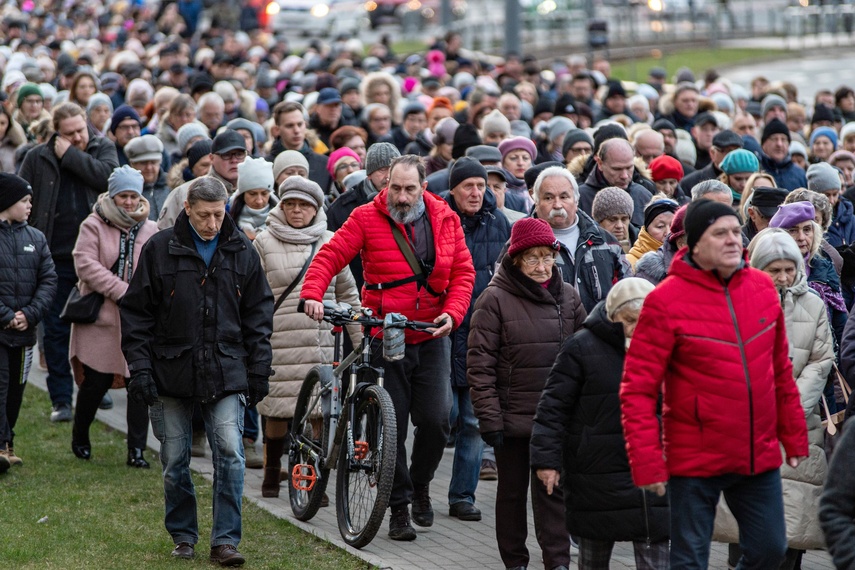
[290,299,437,548]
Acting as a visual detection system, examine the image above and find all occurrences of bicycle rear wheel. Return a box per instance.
[336,384,397,548]
[288,365,332,521]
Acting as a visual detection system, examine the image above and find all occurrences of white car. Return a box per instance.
[271,0,367,36]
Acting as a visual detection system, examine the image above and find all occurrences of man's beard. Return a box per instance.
[389,196,425,224]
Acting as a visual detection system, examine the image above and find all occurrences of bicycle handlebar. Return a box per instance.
[297,299,441,332]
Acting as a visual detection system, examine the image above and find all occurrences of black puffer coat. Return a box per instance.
[120,211,273,403]
[0,221,56,347]
[446,190,511,389]
[468,255,586,436]
[530,301,669,542]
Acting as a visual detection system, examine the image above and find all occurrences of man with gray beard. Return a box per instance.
[302,154,476,542]
[532,166,629,312]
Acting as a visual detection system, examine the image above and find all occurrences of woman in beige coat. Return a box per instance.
[717,228,834,569]
[252,176,361,498]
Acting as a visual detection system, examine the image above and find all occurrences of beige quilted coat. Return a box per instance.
[714,271,833,550]
[252,206,361,419]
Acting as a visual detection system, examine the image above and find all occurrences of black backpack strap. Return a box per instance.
[362,218,444,297]
[273,240,319,313]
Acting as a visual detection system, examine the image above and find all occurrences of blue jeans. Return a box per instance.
[149,394,246,547]
[43,259,76,406]
[448,386,483,505]
[244,405,259,442]
[670,469,787,570]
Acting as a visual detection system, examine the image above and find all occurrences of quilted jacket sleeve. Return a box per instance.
[20,230,57,327]
[302,208,366,303]
[467,290,504,433]
[798,303,834,413]
[773,307,810,459]
[619,289,674,487]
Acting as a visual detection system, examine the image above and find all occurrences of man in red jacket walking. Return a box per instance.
[302,154,475,541]
[619,199,809,569]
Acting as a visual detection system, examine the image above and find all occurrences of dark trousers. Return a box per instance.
[579,537,669,569]
[670,469,787,570]
[0,345,28,445]
[73,364,149,449]
[372,337,452,508]
[494,436,570,569]
[43,259,76,406]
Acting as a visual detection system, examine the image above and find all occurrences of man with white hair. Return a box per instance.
[690,179,735,205]
[532,166,628,311]
[197,92,225,138]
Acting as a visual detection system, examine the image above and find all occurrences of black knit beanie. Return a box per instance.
[452,124,482,160]
[188,139,213,170]
[449,156,487,190]
[0,173,32,213]
[761,118,790,145]
[684,199,739,250]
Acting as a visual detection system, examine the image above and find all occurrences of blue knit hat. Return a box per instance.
[809,126,838,151]
[719,149,760,175]
[110,104,141,135]
[108,165,144,198]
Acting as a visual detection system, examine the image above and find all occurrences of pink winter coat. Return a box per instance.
[69,211,158,387]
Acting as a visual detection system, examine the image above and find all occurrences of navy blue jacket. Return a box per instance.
[828,197,855,250]
[445,190,511,388]
[759,153,807,192]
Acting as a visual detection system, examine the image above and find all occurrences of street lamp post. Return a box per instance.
[505,0,521,55]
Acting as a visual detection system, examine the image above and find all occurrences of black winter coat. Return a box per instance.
[530,301,669,542]
[143,171,171,222]
[0,221,56,347]
[446,190,511,388]
[120,212,274,403]
[20,129,119,245]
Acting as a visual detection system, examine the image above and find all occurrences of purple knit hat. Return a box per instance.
[498,136,537,161]
[769,201,815,230]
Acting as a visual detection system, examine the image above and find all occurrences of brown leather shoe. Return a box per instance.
[171,542,194,559]
[210,544,245,566]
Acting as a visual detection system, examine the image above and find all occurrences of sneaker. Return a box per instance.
[479,459,498,481]
[243,438,263,469]
[411,483,433,527]
[5,446,22,466]
[191,430,206,457]
[99,392,113,410]
[50,403,72,423]
[388,507,416,541]
[210,544,245,566]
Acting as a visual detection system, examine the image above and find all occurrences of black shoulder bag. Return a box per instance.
[274,240,319,313]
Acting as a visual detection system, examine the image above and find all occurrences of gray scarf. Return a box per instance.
[265,205,327,244]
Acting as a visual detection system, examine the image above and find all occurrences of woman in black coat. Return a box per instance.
[530,278,670,569]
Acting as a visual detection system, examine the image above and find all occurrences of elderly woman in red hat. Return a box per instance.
[468,217,586,570]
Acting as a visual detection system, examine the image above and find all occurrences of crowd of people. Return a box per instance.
[1,1,855,568]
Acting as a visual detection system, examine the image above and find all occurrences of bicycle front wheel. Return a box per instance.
[336,384,398,548]
[288,365,332,521]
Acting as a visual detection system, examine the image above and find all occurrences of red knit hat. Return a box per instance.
[508,218,559,258]
[648,155,684,182]
[668,204,689,246]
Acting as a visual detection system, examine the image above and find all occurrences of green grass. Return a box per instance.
[611,47,791,83]
[0,386,373,570]
[389,39,432,57]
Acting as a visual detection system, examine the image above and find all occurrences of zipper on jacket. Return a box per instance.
[724,285,755,475]
[557,302,564,343]
[641,490,652,547]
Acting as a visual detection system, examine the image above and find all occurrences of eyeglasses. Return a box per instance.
[218,150,247,162]
[521,255,556,267]
[335,161,360,172]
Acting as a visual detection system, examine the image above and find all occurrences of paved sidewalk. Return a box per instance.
[29,365,835,570]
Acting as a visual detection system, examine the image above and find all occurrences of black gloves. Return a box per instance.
[128,370,158,406]
[247,373,270,407]
[481,430,504,450]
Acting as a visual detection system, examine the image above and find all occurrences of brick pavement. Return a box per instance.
[29,364,836,570]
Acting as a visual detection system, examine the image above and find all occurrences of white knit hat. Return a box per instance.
[605,277,655,321]
[237,156,274,194]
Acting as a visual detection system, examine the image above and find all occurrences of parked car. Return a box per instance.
[365,0,466,29]
[270,0,367,36]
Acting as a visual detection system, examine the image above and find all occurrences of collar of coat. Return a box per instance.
[671,247,749,288]
[169,210,245,257]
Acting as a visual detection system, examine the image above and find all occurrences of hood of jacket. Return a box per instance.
[584,300,625,349]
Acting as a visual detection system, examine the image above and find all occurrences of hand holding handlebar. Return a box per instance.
[427,313,453,338]
[301,299,325,322]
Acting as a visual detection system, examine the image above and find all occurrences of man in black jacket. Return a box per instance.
[120,177,273,566]
[19,102,118,422]
[578,139,652,228]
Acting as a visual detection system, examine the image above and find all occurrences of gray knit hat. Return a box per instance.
[278,176,324,209]
[481,109,510,136]
[761,94,787,118]
[591,186,634,223]
[177,122,210,156]
[365,142,400,175]
[806,161,842,193]
[108,165,144,198]
[749,227,805,275]
[273,150,310,181]
[87,92,113,114]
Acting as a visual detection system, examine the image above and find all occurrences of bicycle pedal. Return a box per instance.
[291,464,317,491]
[353,441,369,460]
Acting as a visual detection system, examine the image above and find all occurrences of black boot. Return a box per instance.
[127,448,150,468]
[262,436,287,498]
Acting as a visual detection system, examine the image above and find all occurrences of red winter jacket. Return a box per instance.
[620,249,808,487]
[302,189,475,343]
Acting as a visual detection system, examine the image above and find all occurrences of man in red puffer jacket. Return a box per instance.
[302,154,475,542]
[620,199,808,570]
